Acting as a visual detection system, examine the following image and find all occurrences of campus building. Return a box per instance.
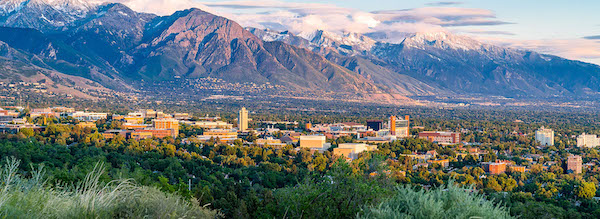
[576,133,600,148]
[482,162,507,175]
[565,155,583,174]
[535,126,554,146]
[390,115,410,138]
[333,143,377,160]
[238,107,248,132]
[418,131,461,145]
[299,135,331,152]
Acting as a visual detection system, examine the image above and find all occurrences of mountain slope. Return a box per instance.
[128,8,387,94]
[0,2,396,100]
[373,32,600,97]
[251,28,600,98]
[0,0,97,32]
[2,0,599,101]
[0,26,129,90]
[0,39,111,99]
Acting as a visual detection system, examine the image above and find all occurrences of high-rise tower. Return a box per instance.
[238,107,248,132]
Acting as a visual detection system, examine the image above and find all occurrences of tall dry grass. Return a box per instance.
[0,157,219,218]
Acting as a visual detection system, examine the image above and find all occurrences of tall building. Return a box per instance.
[565,155,583,174]
[576,133,600,148]
[367,120,383,131]
[238,107,248,132]
[535,126,554,146]
[389,115,410,137]
[305,123,312,131]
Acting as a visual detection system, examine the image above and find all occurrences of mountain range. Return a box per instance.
[1,0,599,102]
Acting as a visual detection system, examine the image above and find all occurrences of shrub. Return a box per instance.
[0,157,219,218]
[360,182,513,219]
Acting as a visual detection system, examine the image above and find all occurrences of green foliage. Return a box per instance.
[269,162,393,218]
[577,181,597,199]
[0,158,218,218]
[360,182,513,219]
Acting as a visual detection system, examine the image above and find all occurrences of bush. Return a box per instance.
[269,161,393,218]
[360,182,513,219]
[0,157,219,218]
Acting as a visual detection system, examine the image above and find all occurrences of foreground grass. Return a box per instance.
[360,182,513,219]
[0,157,219,218]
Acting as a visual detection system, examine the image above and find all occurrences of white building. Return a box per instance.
[238,107,248,132]
[577,133,600,148]
[535,126,554,146]
[64,111,108,121]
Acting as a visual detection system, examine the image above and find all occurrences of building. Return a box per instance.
[66,111,108,122]
[418,131,461,145]
[197,129,239,143]
[358,136,397,144]
[238,107,248,132]
[135,129,175,139]
[103,130,128,139]
[152,118,179,137]
[427,159,450,168]
[256,137,287,148]
[30,108,58,118]
[139,109,157,118]
[535,126,554,146]
[124,116,144,124]
[333,143,377,160]
[366,120,383,131]
[281,136,298,144]
[256,137,283,146]
[305,123,312,131]
[0,108,19,117]
[123,123,151,130]
[509,166,527,173]
[130,131,153,141]
[299,135,331,152]
[76,122,96,129]
[184,121,233,129]
[153,118,179,130]
[482,162,507,175]
[565,155,583,174]
[577,133,600,148]
[173,113,191,120]
[390,115,410,138]
[0,122,44,133]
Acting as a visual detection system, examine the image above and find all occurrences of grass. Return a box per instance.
[359,181,513,219]
[0,157,219,218]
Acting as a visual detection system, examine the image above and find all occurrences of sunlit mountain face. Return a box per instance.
[1,0,599,102]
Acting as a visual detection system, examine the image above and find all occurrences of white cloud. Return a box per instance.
[475,36,600,64]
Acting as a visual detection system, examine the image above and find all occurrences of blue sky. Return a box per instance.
[110,0,600,64]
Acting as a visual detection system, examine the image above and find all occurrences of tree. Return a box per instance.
[577,181,597,199]
[19,128,34,138]
[486,178,502,192]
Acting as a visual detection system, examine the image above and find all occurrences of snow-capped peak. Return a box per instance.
[298,29,375,51]
[0,0,27,14]
[0,0,97,16]
[402,31,484,51]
